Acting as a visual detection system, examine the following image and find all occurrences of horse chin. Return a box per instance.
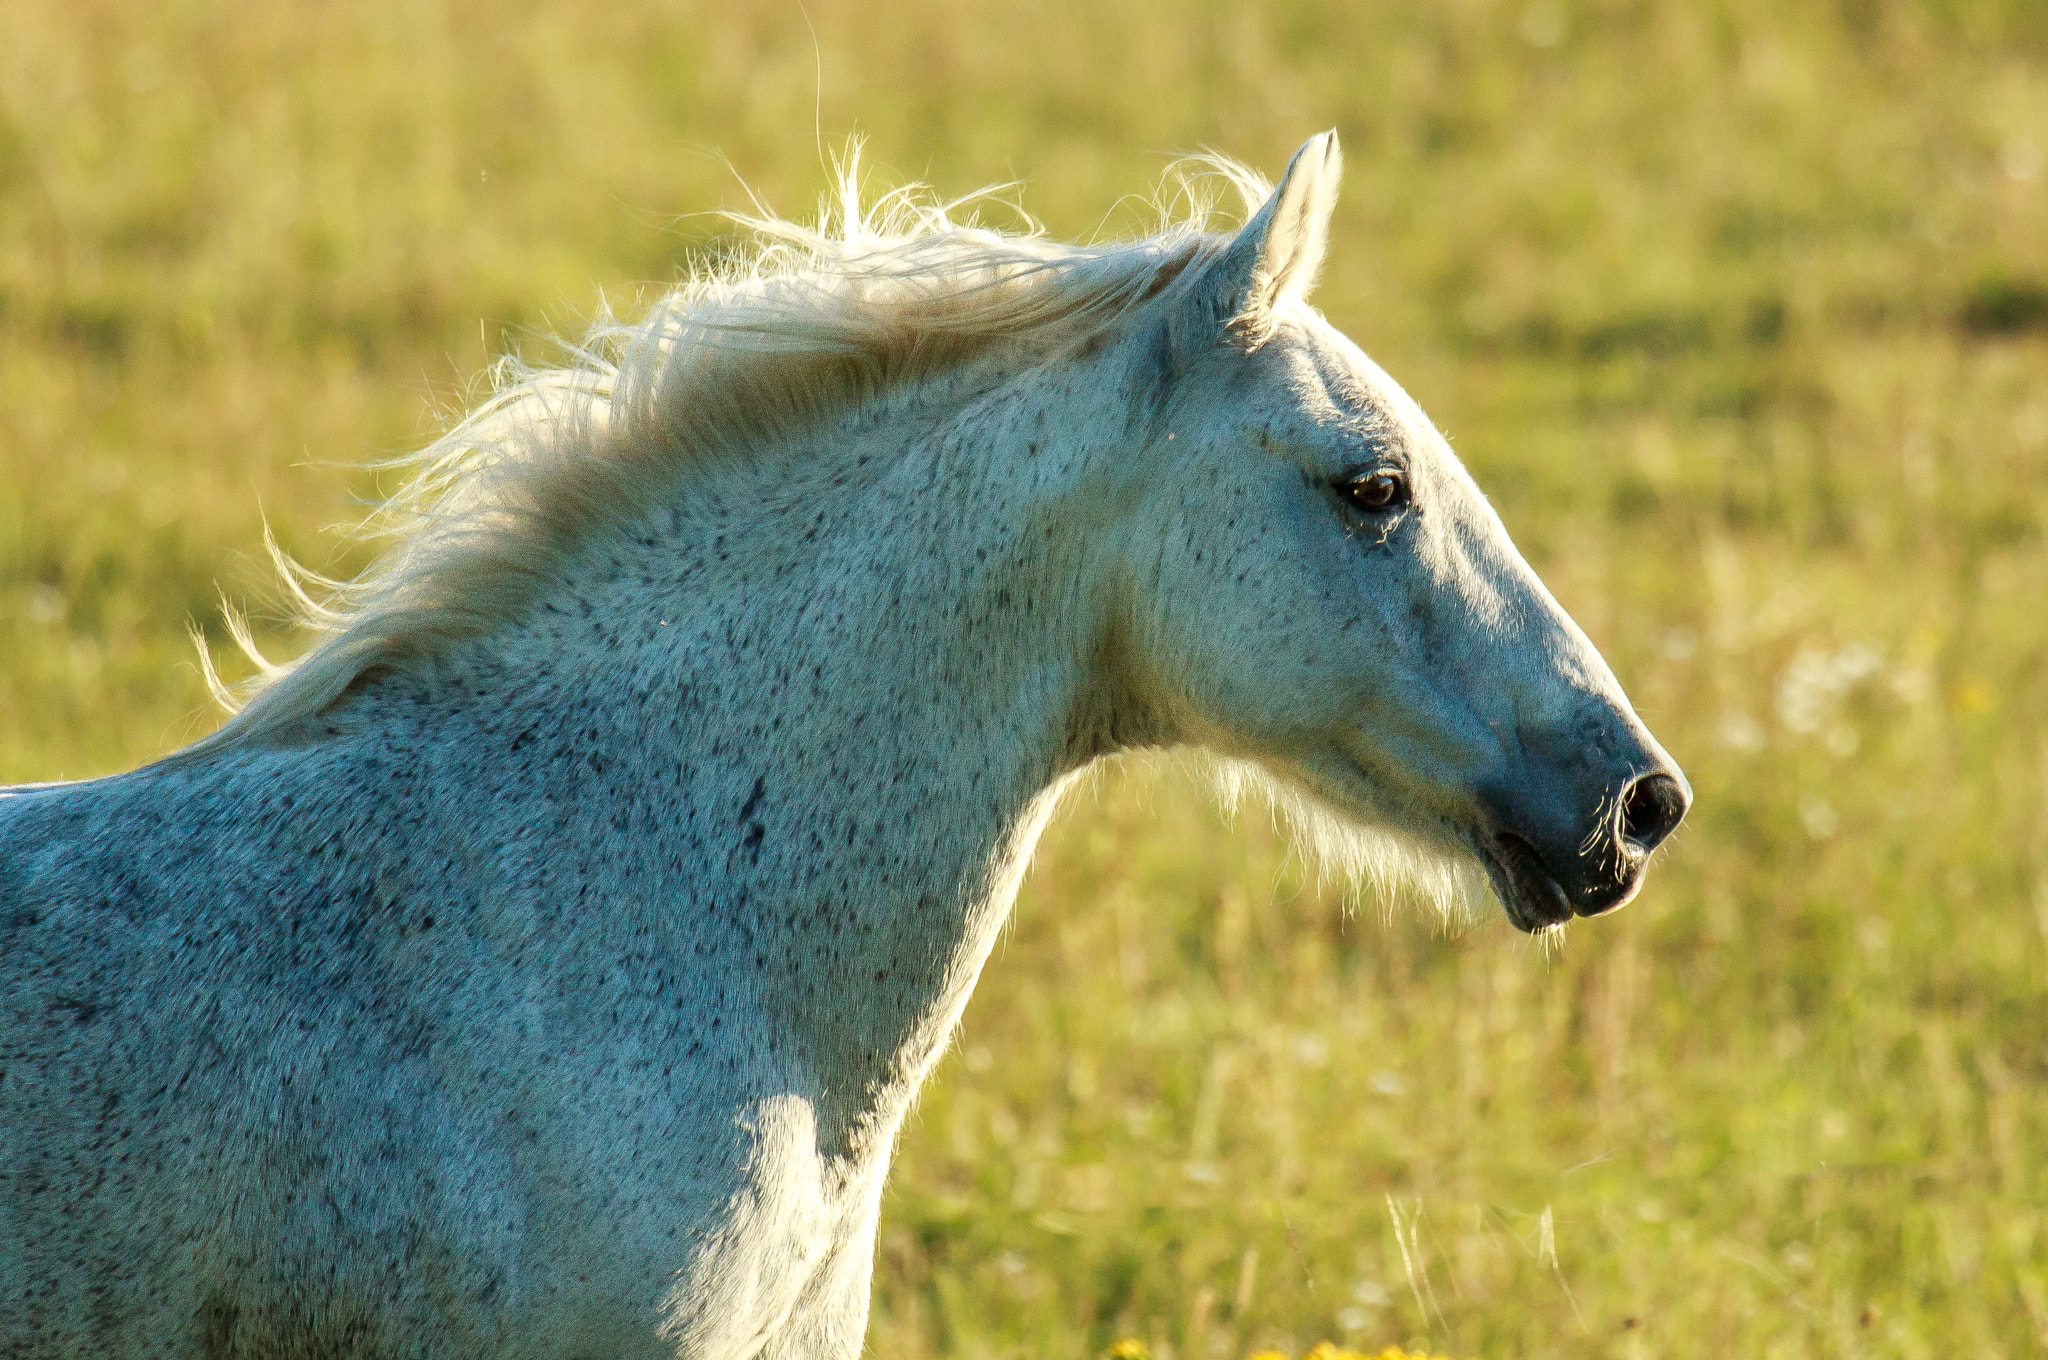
[1280,752,1565,935]
[1471,830,1576,933]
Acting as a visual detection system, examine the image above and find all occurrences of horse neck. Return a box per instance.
[497,360,1148,1151]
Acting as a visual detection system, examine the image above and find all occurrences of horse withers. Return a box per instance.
[0,133,1686,1358]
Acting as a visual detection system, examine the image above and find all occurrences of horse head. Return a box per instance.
[1118,132,1689,931]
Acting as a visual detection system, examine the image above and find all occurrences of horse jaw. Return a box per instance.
[1199,754,1493,931]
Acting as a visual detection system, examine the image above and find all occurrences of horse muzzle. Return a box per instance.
[1477,768,1691,932]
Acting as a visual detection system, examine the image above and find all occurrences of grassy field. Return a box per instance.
[4,0,2047,1355]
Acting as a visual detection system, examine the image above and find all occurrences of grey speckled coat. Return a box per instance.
[0,135,1688,1358]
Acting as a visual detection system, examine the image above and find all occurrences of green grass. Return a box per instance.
[3,1,2046,1355]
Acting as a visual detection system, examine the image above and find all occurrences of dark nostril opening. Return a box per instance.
[1620,773,1688,852]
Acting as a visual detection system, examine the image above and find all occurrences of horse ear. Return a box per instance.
[1184,131,1343,344]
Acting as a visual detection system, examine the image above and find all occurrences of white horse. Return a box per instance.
[0,133,1687,1358]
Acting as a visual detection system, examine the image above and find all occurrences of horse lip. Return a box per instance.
[1320,751,1583,933]
[1483,831,1575,932]
[1574,852,1647,917]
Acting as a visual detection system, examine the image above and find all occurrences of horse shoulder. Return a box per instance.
[0,747,534,1355]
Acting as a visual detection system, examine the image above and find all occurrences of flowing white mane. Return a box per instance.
[191,151,1274,757]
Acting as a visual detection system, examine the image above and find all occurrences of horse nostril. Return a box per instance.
[1620,772,1688,853]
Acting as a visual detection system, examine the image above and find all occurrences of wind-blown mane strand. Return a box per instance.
[181,151,1270,762]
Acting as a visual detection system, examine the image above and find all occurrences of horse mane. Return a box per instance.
[182,149,1274,759]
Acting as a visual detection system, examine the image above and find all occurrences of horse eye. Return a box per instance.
[1341,470,1408,513]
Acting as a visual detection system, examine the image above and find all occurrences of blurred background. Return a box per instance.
[2,1,2045,1355]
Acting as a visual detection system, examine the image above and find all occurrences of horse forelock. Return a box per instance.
[180,150,1272,762]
